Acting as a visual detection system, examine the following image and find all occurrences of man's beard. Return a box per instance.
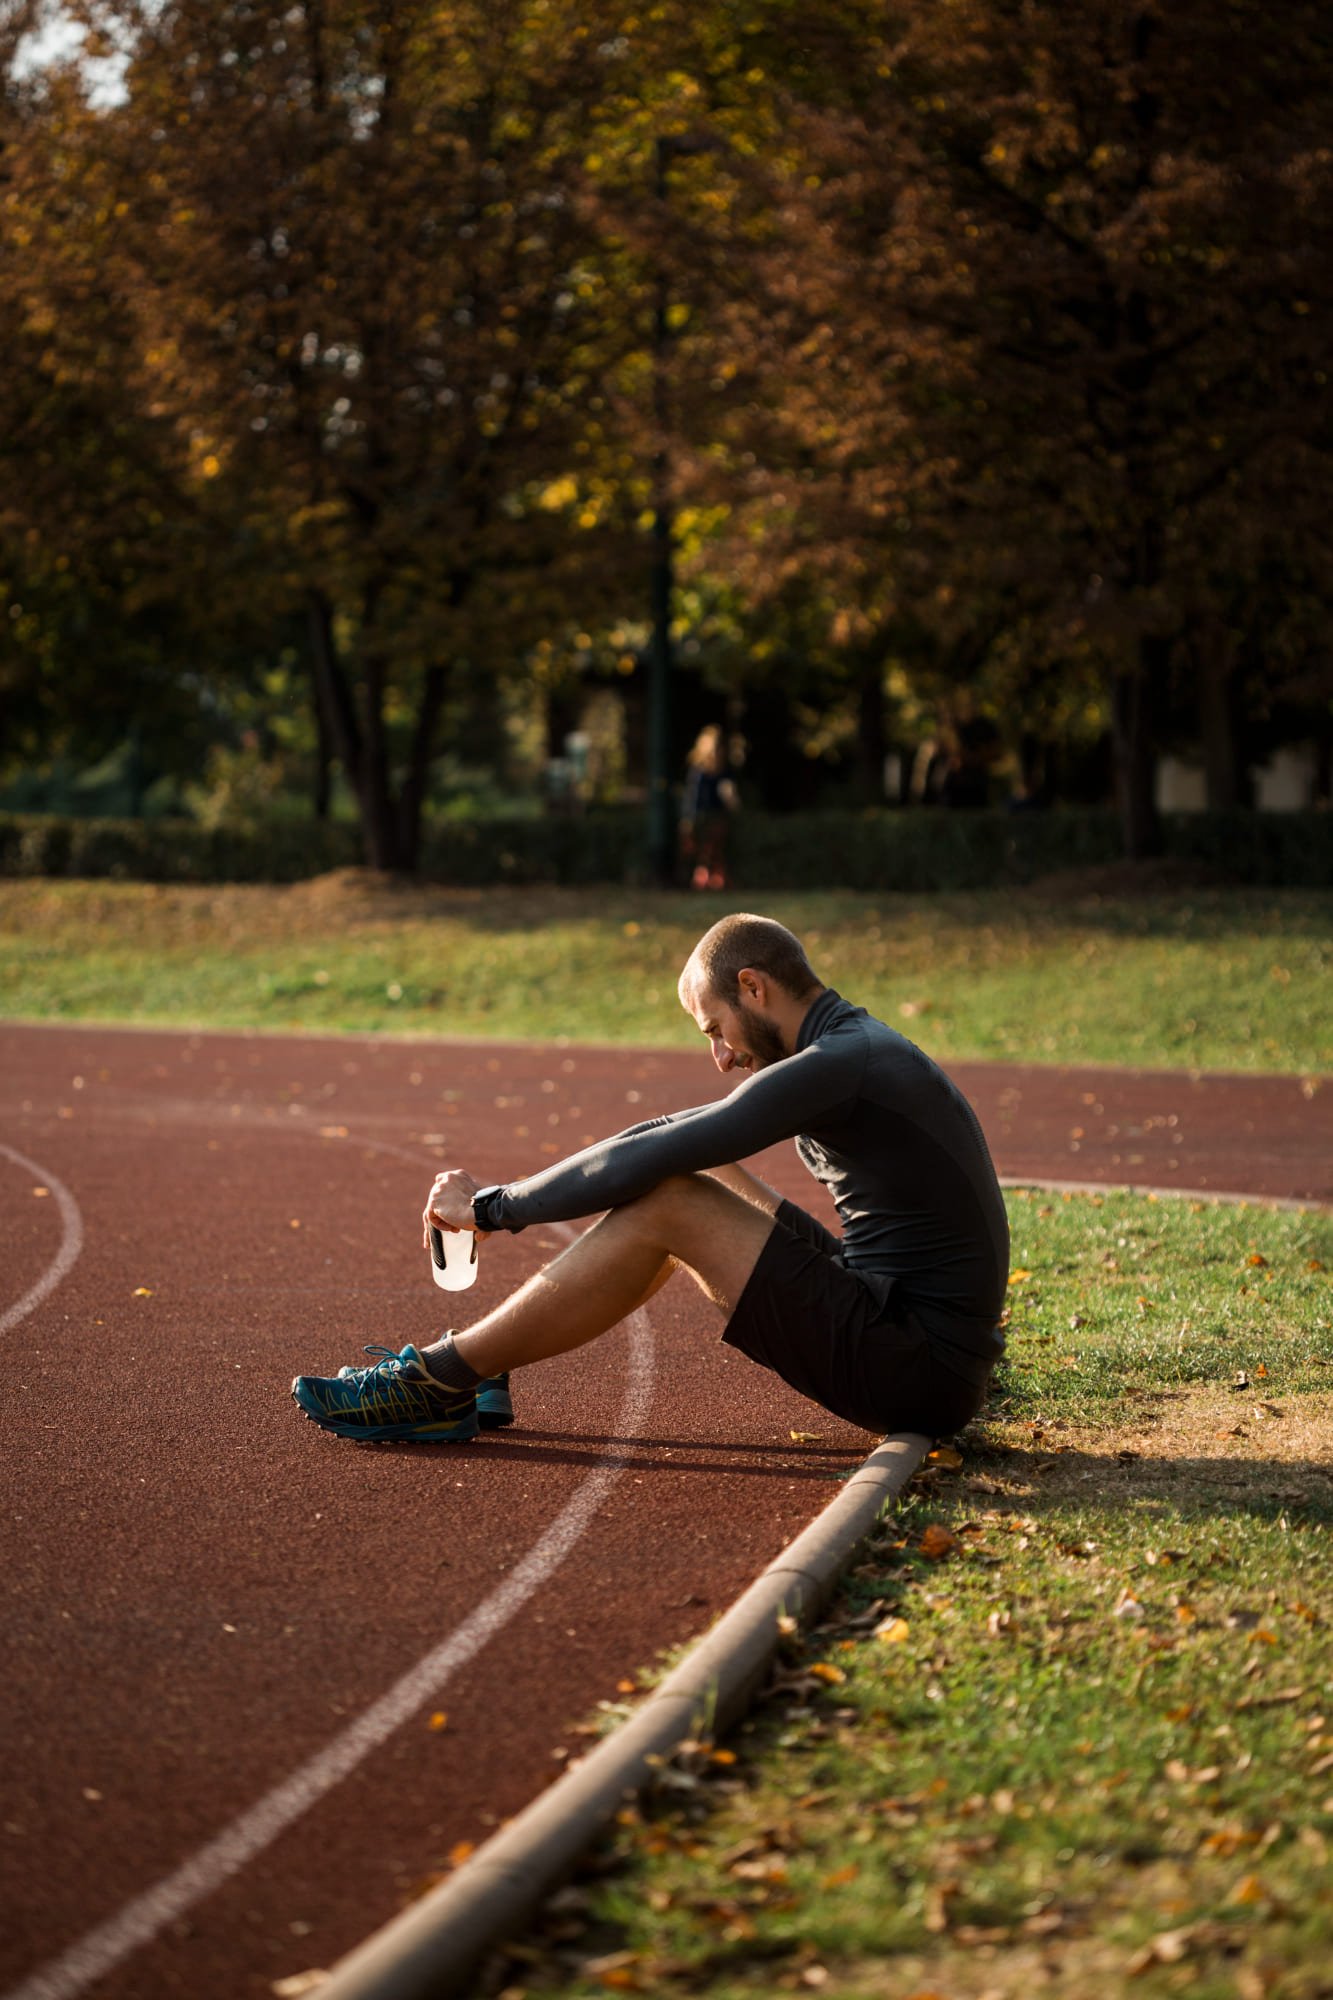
[739,1010,787,1071]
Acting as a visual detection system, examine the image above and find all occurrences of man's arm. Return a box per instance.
[478,1038,862,1232]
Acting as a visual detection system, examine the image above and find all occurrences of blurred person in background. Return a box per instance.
[680,724,740,890]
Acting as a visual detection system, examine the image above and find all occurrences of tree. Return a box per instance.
[701,1,1333,854]
[0,4,224,784]
[70,0,658,869]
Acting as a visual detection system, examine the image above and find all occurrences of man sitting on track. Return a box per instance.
[291,914,1010,1445]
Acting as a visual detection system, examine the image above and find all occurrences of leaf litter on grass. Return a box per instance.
[480,1189,1333,2000]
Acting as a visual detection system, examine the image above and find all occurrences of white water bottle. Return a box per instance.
[429,1224,479,1292]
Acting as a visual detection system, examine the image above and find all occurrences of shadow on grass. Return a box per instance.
[944,1435,1333,1527]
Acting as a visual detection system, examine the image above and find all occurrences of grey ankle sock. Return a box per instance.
[420,1332,482,1392]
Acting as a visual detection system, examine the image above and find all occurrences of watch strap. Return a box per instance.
[472,1184,507,1232]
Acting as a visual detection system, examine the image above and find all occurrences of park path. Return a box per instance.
[1,1020,1327,2000]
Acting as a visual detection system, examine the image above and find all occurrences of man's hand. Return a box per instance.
[422,1168,488,1248]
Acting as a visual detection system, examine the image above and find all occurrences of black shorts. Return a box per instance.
[723,1199,991,1439]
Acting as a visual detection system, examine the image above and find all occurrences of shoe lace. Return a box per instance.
[341,1342,411,1389]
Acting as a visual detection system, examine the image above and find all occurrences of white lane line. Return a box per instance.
[0,1144,84,1337]
[5,1247,656,2000]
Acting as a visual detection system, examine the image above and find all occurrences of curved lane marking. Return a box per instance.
[0,1144,84,1337]
[5,1228,657,2000]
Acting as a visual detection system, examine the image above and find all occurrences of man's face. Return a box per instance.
[685,979,787,1077]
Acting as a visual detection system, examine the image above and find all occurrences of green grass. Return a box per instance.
[996,1187,1332,1418]
[482,1189,1333,2000]
[2,878,1330,1073]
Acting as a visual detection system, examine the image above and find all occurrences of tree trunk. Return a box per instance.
[397,661,449,874]
[357,629,401,872]
[311,662,333,821]
[306,586,400,871]
[1195,621,1242,810]
[856,657,887,803]
[1111,640,1164,859]
[307,589,361,788]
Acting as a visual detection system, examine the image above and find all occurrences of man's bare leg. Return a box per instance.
[451,1173,776,1379]
[703,1162,783,1215]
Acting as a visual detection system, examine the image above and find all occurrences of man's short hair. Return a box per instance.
[682,914,822,1006]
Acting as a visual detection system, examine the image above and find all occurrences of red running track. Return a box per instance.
[1,1021,1328,2000]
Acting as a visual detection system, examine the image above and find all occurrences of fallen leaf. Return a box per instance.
[1127,1925,1198,1973]
[808,1662,846,1685]
[875,1617,911,1644]
[132,1287,153,1298]
[923,1879,960,1933]
[579,1949,642,1990]
[789,1430,823,1444]
[928,1446,963,1470]
[920,1525,958,1560]
[427,1712,448,1732]
[822,1864,860,1889]
[1007,1269,1032,1286]
[1166,1760,1221,1784]
[31,1186,49,1197]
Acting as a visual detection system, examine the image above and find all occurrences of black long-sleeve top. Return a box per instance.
[482,989,1010,1384]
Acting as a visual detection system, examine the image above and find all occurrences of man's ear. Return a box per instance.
[737,967,765,1004]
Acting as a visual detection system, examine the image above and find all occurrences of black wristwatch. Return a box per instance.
[472,1184,506,1232]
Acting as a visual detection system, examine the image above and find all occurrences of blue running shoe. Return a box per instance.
[335,1342,412,1384]
[292,1343,478,1443]
[335,1347,514,1429]
[477,1372,514,1430]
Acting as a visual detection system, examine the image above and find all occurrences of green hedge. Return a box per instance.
[0,813,361,883]
[1,805,1329,889]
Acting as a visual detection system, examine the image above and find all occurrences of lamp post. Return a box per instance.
[646,136,678,887]
[645,132,722,887]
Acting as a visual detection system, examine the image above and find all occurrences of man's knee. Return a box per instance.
[622,1173,718,1225]
[618,1172,769,1264]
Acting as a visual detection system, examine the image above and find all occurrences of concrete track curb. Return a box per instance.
[315,1431,931,2000]
[1000,1173,1327,1214]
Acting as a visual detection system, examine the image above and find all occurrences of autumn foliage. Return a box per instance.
[3,2,1331,866]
